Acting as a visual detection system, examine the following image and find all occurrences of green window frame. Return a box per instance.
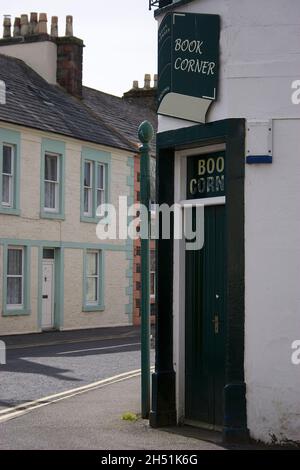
[2,244,31,316]
[40,138,65,220]
[81,147,111,224]
[83,249,105,312]
[0,128,21,216]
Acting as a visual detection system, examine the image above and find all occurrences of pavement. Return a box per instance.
[0,374,224,450]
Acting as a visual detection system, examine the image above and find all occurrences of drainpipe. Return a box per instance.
[138,121,154,419]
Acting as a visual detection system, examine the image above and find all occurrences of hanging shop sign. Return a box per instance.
[186,152,225,199]
[158,12,220,123]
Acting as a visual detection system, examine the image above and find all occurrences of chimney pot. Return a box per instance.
[144,73,151,89]
[3,15,12,38]
[38,13,48,34]
[65,15,73,36]
[29,12,38,35]
[13,17,21,37]
[132,80,139,90]
[51,16,58,37]
[20,14,29,36]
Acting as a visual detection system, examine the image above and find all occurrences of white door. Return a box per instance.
[42,260,54,329]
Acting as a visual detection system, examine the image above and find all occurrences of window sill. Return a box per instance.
[0,207,21,216]
[83,304,105,313]
[2,308,31,317]
[81,215,110,225]
[40,211,65,220]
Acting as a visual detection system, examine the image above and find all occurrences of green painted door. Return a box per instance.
[185,205,226,427]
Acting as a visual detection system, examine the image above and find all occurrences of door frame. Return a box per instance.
[41,258,55,330]
[38,247,64,331]
[150,118,248,443]
[173,144,226,426]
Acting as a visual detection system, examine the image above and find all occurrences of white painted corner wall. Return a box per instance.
[157,0,300,443]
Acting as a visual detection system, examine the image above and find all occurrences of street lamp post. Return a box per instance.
[138,120,154,419]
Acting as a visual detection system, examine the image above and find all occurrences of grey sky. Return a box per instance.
[3,1,157,96]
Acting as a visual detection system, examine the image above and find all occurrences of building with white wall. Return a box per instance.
[150,0,300,446]
[0,13,144,335]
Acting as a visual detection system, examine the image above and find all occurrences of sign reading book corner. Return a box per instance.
[158,13,220,123]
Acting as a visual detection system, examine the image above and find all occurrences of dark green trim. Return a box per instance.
[150,147,177,428]
[151,119,248,443]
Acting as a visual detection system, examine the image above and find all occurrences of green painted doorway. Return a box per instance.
[185,204,226,428]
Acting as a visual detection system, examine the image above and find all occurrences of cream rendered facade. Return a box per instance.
[0,122,133,335]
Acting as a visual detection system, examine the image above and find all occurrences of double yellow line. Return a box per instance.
[0,368,147,424]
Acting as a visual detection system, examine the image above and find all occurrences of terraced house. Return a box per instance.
[0,12,153,335]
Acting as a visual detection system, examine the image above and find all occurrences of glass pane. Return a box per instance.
[43,249,55,259]
[7,249,22,275]
[2,174,10,204]
[87,278,97,303]
[7,277,22,305]
[97,189,104,208]
[87,253,97,276]
[3,146,12,174]
[97,164,104,190]
[84,188,91,214]
[45,155,58,182]
[150,273,155,296]
[84,162,91,187]
[150,250,155,271]
[45,182,56,209]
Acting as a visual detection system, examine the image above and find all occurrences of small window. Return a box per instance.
[136,281,141,291]
[136,263,141,273]
[44,153,60,212]
[82,159,107,220]
[86,251,100,305]
[7,247,24,308]
[2,144,14,207]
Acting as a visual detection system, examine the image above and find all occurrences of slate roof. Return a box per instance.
[82,87,157,155]
[0,54,138,152]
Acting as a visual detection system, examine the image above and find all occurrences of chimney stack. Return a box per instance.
[123,74,157,112]
[144,73,151,89]
[28,12,38,35]
[3,15,11,38]
[51,16,58,37]
[37,13,47,34]
[56,16,83,98]
[13,17,21,37]
[65,15,73,36]
[20,14,29,36]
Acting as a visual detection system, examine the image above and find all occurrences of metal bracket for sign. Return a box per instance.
[246,119,273,164]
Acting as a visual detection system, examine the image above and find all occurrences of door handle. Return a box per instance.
[212,315,219,334]
[43,295,48,299]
